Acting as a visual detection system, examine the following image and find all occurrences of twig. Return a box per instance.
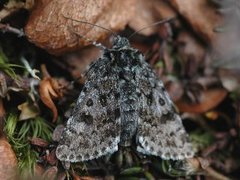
[205,167,230,180]
[0,23,24,37]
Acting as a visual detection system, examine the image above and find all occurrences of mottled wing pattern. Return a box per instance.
[136,59,194,160]
[56,54,121,162]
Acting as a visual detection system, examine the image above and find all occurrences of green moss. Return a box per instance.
[4,113,52,175]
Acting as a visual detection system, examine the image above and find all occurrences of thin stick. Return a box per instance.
[0,23,24,37]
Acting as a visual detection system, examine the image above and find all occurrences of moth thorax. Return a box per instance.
[112,36,130,49]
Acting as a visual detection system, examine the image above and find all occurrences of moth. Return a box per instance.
[56,35,194,162]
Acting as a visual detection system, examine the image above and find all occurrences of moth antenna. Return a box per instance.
[128,17,176,39]
[62,14,117,37]
[67,25,107,50]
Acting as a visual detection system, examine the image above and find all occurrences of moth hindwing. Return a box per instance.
[56,36,194,162]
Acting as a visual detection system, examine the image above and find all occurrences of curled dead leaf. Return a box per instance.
[39,65,64,122]
[176,88,227,113]
[0,137,17,180]
[25,0,136,54]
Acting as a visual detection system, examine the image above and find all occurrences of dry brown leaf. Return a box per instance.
[46,149,58,165]
[165,81,184,102]
[57,172,67,180]
[39,65,64,122]
[29,137,49,148]
[176,89,227,113]
[61,46,102,80]
[0,137,17,180]
[34,164,44,178]
[169,0,222,45]
[42,166,58,180]
[129,0,176,36]
[39,77,59,122]
[17,101,39,120]
[25,0,136,54]
[185,157,210,174]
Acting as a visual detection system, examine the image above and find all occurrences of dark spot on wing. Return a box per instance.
[61,154,67,159]
[114,108,121,119]
[86,98,93,106]
[131,57,139,66]
[157,150,162,156]
[101,147,106,152]
[136,91,141,97]
[114,92,120,99]
[144,141,149,147]
[158,141,162,146]
[105,128,116,137]
[159,97,165,106]
[57,146,63,152]
[173,153,178,159]
[166,139,177,147]
[81,113,94,125]
[84,154,90,159]
[99,94,107,107]
[108,140,114,147]
[76,155,82,160]
[146,93,153,106]
[169,132,174,137]
[118,71,125,80]
[69,154,74,160]
[161,112,174,124]
[150,146,154,151]
[82,86,87,93]
[180,133,188,142]
[68,126,77,134]
[93,150,99,156]
[165,152,170,157]
[176,127,182,132]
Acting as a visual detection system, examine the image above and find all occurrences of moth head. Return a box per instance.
[112,36,130,49]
